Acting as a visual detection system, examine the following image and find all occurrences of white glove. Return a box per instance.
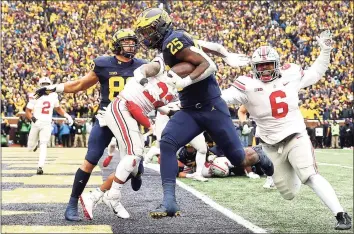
[144,82,161,101]
[247,172,260,179]
[96,107,107,127]
[223,53,250,67]
[207,155,217,163]
[166,70,192,90]
[316,30,332,51]
[64,113,74,126]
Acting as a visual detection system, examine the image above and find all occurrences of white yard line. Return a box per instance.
[317,162,353,169]
[145,163,267,233]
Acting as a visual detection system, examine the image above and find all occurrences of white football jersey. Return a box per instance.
[120,75,177,115]
[26,93,60,123]
[222,63,321,145]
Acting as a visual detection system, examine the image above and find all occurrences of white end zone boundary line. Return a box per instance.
[145,163,267,233]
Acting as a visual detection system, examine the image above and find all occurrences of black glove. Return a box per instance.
[31,116,37,123]
[167,109,179,117]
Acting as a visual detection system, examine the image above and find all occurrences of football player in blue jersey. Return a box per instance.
[35,29,147,221]
[133,8,274,218]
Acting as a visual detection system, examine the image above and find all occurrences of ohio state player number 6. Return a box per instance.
[269,90,289,119]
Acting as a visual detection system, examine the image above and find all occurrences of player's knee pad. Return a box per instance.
[297,165,317,184]
[115,155,142,182]
[276,177,301,200]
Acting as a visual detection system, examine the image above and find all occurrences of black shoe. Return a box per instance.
[131,160,144,191]
[37,167,43,175]
[252,145,274,176]
[335,212,352,230]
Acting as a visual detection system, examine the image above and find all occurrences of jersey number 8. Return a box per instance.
[109,76,131,100]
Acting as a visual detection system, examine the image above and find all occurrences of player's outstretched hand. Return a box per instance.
[34,84,62,99]
[223,53,250,67]
[316,30,332,51]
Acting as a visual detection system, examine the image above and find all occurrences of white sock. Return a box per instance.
[305,174,344,215]
[145,146,160,162]
[108,181,123,198]
[108,145,116,156]
[195,151,206,175]
[38,143,47,168]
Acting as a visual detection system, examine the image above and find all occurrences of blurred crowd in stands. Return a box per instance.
[1,1,353,148]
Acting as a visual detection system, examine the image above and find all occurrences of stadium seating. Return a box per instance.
[1,1,353,120]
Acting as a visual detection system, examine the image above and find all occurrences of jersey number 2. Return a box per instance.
[41,101,51,114]
[269,90,288,119]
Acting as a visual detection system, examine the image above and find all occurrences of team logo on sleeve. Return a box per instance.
[89,61,95,71]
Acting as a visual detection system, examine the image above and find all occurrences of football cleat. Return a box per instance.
[150,202,181,219]
[103,156,113,167]
[335,212,352,230]
[102,192,130,219]
[252,145,274,176]
[79,188,104,220]
[263,176,276,189]
[36,167,43,175]
[247,172,260,179]
[64,197,82,221]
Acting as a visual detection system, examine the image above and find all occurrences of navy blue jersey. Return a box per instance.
[161,30,221,107]
[92,56,147,108]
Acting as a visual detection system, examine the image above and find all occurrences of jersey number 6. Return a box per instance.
[269,90,289,119]
[166,38,183,55]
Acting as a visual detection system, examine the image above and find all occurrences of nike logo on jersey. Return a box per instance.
[211,106,216,111]
[283,82,290,86]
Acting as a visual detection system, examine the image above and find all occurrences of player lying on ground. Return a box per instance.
[237,105,275,184]
[26,77,73,175]
[221,30,351,230]
[134,8,274,218]
[35,29,147,222]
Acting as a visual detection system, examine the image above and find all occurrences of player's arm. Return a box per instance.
[238,105,248,123]
[133,56,165,85]
[197,40,250,67]
[25,99,37,123]
[221,79,249,105]
[299,30,332,88]
[54,106,74,126]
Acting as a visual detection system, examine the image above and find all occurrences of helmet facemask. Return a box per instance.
[112,37,139,59]
[135,17,171,50]
[252,61,280,82]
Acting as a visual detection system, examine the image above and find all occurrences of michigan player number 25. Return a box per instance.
[109,76,132,100]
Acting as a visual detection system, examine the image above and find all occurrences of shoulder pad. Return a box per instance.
[280,63,303,79]
[231,76,255,92]
[133,58,148,66]
[93,56,112,67]
[162,31,193,54]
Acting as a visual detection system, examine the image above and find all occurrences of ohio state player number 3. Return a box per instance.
[269,90,289,119]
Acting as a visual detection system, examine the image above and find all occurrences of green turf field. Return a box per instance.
[180,149,353,233]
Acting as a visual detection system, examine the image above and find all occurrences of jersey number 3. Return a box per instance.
[269,90,289,119]
[41,101,51,114]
